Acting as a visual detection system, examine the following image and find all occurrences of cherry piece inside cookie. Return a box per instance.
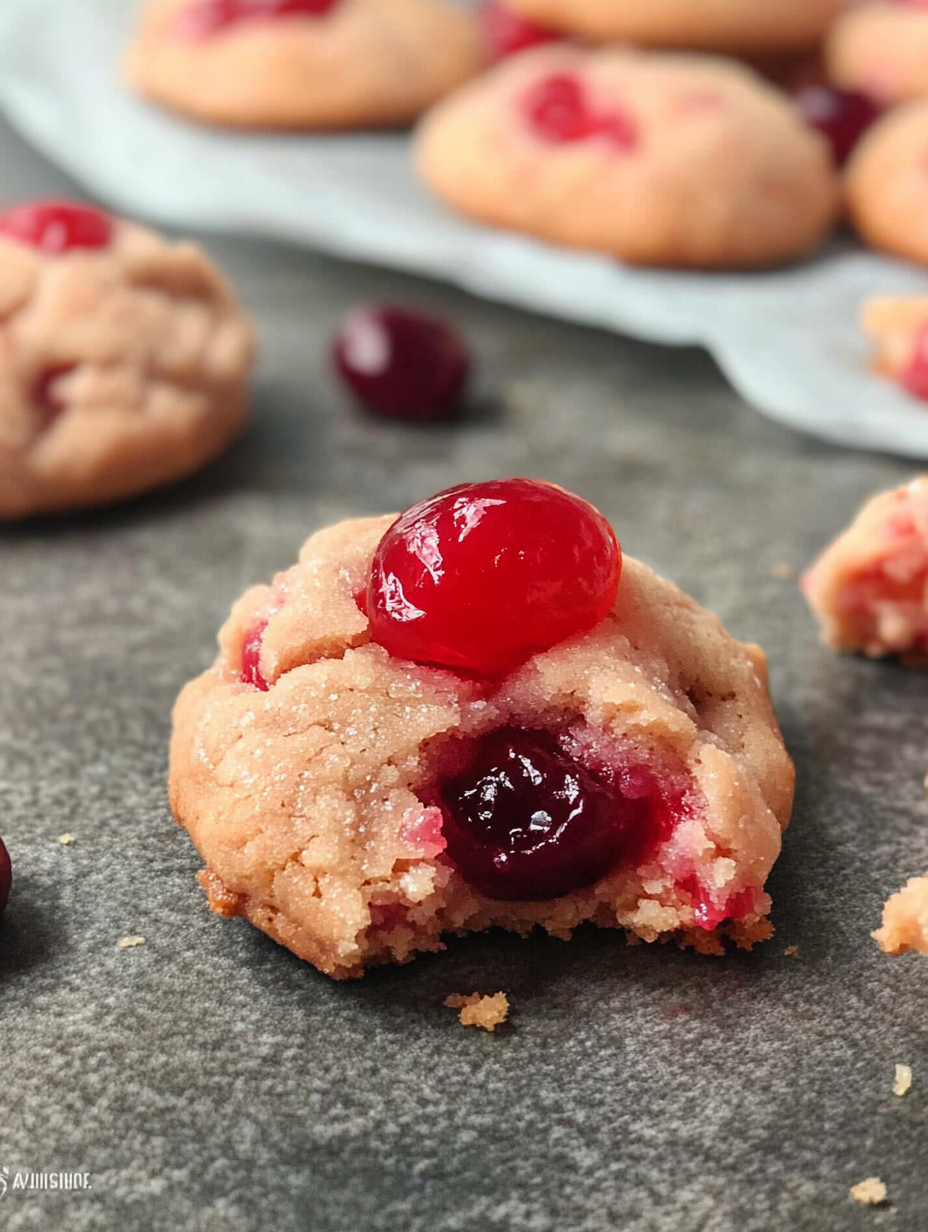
[333,305,469,421]
[0,838,10,919]
[795,86,880,166]
[32,365,76,429]
[523,74,638,148]
[435,727,675,901]
[478,0,563,62]
[240,618,271,690]
[0,201,113,255]
[366,477,621,677]
[171,0,338,41]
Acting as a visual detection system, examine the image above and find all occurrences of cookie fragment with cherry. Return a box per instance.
[170,478,794,978]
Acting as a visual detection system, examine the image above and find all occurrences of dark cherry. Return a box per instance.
[332,304,469,421]
[172,0,338,40]
[795,86,881,166]
[0,201,113,255]
[523,73,638,148]
[437,728,666,901]
[33,364,76,427]
[241,619,270,690]
[478,0,563,61]
[0,838,10,920]
[366,478,622,678]
[900,323,928,401]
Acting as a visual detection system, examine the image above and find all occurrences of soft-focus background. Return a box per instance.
[2,4,928,1231]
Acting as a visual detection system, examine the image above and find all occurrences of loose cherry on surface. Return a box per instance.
[523,73,638,149]
[0,838,10,920]
[477,0,563,61]
[332,305,469,422]
[0,201,113,255]
[171,0,338,40]
[900,323,928,401]
[437,728,666,901]
[794,86,881,166]
[366,478,622,678]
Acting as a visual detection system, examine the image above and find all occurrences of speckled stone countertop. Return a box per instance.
[0,116,926,1232]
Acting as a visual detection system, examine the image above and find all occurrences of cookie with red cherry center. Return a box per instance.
[170,478,794,979]
[124,0,486,130]
[414,46,841,269]
[827,1,928,107]
[802,477,928,660]
[502,0,841,53]
[845,99,928,267]
[0,200,255,520]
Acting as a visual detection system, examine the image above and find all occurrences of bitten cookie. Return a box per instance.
[504,0,842,54]
[415,46,841,269]
[846,100,928,266]
[827,1,928,106]
[124,0,485,130]
[170,479,794,979]
[802,478,928,659]
[0,200,254,520]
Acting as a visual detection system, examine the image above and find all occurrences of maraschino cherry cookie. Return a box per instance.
[861,296,928,402]
[415,46,841,269]
[170,478,794,979]
[0,200,255,520]
[846,100,928,266]
[802,478,928,659]
[124,0,485,131]
[827,1,928,107]
[503,0,842,53]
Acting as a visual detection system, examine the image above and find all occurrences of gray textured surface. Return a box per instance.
[0,117,927,1232]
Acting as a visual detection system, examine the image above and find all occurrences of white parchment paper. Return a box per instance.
[2,0,928,455]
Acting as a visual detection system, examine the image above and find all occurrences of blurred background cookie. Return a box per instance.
[124,0,486,130]
[0,199,255,519]
[416,46,840,269]
[846,98,928,266]
[827,0,928,106]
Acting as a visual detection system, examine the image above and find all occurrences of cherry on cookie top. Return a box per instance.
[478,0,563,62]
[170,0,339,41]
[522,73,639,148]
[0,201,113,255]
[366,478,622,678]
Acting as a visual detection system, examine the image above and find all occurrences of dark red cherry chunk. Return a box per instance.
[367,478,621,678]
[523,74,638,148]
[0,838,10,920]
[241,619,270,690]
[33,364,76,427]
[478,0,563,61]
[333,305,469,421]
[900,323,928,401]
[438,728,662,900]
[795,86,881,166]
[0,201,112,255]
[172,0,338,40]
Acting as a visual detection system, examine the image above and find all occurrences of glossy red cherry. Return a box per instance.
[900,323,928,401]
[0,201,113,255]
[795,86,881,166]
[523,74,638,148]
[0,838,10,919]
[437,728,668,900]
[367,478,622,678]
[478,0,563,61]
[172,0,338,40]
[333,305,469,421]
[241,619,270,690]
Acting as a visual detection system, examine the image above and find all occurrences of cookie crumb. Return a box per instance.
[57,833,74,845]
[850,1178,887,1206]
[894,1064,912,1097]
[771,561,796,580]
[117,936,146,949]
[445,992,509,1032]
[784,945,799,957]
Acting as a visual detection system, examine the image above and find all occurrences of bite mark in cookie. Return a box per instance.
[170,480,794,978]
